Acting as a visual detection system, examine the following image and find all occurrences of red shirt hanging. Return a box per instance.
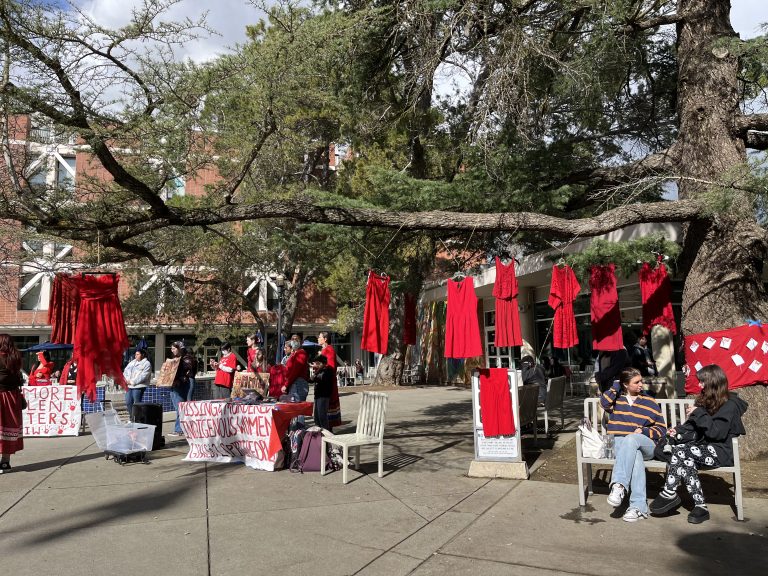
[361,272,391,355]
[589,264,624,351]
[403,293,417,346]
[493,256,522,347]
[548,264,581,349]
[445,277,483,358]
[639,262,677,335]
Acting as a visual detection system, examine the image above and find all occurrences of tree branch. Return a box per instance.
[554,148,678,189]
[734,113,768,142]
[622,13,680,33]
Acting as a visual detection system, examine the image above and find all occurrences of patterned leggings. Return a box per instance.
[665,442,721,505]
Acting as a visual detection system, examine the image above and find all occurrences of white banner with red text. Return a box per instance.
[22,385,81,437]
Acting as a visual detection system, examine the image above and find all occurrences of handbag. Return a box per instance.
[579,418,604,458]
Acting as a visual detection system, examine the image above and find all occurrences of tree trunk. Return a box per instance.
[373,294,406,386]
[677,0,768,458]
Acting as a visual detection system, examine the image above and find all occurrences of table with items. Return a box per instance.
[178,400,313,471]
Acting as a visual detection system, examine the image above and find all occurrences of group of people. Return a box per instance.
[602,365,747,524]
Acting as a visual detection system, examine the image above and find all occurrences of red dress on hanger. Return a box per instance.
[445,277,483,358]
[48,273,81,344]
[639,262,677,335]
[361,272,391,355]
[72,274,129,401]
[403,293,417,346]
[493,256,522,347]
[548,264,581,348]
[589,264,624,351]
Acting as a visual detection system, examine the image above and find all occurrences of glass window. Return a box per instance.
[18,273,43,310]
[56,156,75,188]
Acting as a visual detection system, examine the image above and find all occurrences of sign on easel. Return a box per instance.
[471,369,522,462]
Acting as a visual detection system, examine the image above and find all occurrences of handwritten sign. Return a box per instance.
[22,385,81,437]
[156,357,180,387]
[179,402,278,471]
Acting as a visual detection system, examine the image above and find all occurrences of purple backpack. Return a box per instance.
[292,429,325,473]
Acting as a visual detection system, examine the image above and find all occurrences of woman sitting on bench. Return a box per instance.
[601,368,666,522]
[649,364,747,524]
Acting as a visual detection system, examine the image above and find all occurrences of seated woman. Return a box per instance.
[649,364,747,524]
[28,351,54,386]
[601,368,666,522]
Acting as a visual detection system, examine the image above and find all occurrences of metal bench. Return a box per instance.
[576,397,743,520]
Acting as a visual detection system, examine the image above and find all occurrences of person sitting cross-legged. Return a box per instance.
[602,368,666,522]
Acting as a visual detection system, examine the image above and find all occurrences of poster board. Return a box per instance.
[471,369,522,462]
[231,371,268,398]
[22,385,81,437]
[156,357,181,387]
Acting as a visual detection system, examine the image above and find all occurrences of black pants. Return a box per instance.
[665,442,721,505]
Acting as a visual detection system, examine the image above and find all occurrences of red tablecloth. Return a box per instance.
[267,402,313,458]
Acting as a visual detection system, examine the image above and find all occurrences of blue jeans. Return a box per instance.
[171,382,191,434]
[125,388,145,421]
[186,377,196,402]
[288,378,309,402]
[314,396,330,430]
[611,433,655,513]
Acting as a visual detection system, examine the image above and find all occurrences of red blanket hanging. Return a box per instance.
[590,264,624,351]
[361,271,391,355]
[639,262,677,335]
[493,256,522,347]
[72,274,129,401]
[548,264,581,349]
[445,277,483,358]
[48,273,81,344]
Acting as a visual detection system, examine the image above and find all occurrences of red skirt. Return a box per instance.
[0,390,24,454]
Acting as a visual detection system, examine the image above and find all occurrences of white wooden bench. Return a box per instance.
[576,397,744,520]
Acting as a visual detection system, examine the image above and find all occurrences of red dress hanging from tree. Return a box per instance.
[589,264,624,351]
[361,272,390,355]
[48,273,81,344]
[639,262,677,335]
[493,256,522,347]
[445,277,483,358]
[548,264,581,348]
[72,274,129,401]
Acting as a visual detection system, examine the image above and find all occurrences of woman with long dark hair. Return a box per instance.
[650,364,747,523]
[0,334,25,472]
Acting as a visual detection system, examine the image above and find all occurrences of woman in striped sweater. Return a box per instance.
[601,368,666,522]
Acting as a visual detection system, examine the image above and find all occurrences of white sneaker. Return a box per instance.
[622,507,649,522]
[607,483,626,507]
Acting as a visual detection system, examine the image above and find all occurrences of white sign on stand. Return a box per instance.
[471,369,522,462]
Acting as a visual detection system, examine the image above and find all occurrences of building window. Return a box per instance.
[18,273,43,310]
[56,156,76,188]
[484,308,519,368]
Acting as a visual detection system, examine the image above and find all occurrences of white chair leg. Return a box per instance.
[320,438,327,475]
[378,441,383,477]
[343,445,349,484]
[354,446,360,470]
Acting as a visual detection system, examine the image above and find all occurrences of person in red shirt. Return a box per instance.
[246,333,262,373]
[283,340,309,401]
[209,342,237,399]
[28,351,54,386]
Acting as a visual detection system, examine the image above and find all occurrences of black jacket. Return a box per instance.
[311,366,334,399]
[687,394,748,466]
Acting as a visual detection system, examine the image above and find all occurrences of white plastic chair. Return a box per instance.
[321,391,388,484]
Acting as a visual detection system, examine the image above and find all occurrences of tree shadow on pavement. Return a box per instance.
[676,530,768,575]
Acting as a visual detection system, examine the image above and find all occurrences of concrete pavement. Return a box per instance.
[0,386,766,575]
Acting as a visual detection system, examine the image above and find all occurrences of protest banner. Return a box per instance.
[22,385,81,437]
[155,357,180,387]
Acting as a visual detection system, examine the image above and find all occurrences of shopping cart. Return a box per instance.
[85,409,156,465]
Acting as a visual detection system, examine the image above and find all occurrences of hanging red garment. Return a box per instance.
[548,264,581,348]
[478,368,515,436]
[590,264,624,351]
[403,293,417,346]
[493,256,523,347]
[48,273,81,344]
[445,277,483,358]
[639,262,677,335]
[361,271,391,355]
[72,274,129,401]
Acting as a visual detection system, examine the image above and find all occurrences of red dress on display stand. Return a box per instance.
[361,272,391,355]
[72,274,129,401]
[589,264,624,351]
[478,368,515,436]
[548,264,581,348]
[445,277,483,358]
[493,257,522,347]
[639,262,677,335]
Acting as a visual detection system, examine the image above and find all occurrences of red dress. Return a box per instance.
[639,262,677,335]
[403,293,417,346]
[361,272,391,355]
[48,273,81,344]
[493,257,522,347]
[72,274,129,401]
[589,264,624,351]
[478,368,515,436]
[321,345,342,428]
[548,265,581,348]
[445,277,483,358]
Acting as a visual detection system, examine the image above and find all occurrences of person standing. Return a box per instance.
[59,356,78,385]
[246,333,261,373]
[123,349,151,421]
[602,368,666,522]
[168,341,196,436]
[0,334,25,472]
[310,354,333,430]
[184,347,197,402]
[318,331,341,430]
[28,350,54,386]
[209,342,237,400]
[631,335,656,377]
[283,340,309,401]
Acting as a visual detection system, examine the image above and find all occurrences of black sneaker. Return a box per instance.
[650,493,681,515]
[687,506,710,524]
[0,461,10,473]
